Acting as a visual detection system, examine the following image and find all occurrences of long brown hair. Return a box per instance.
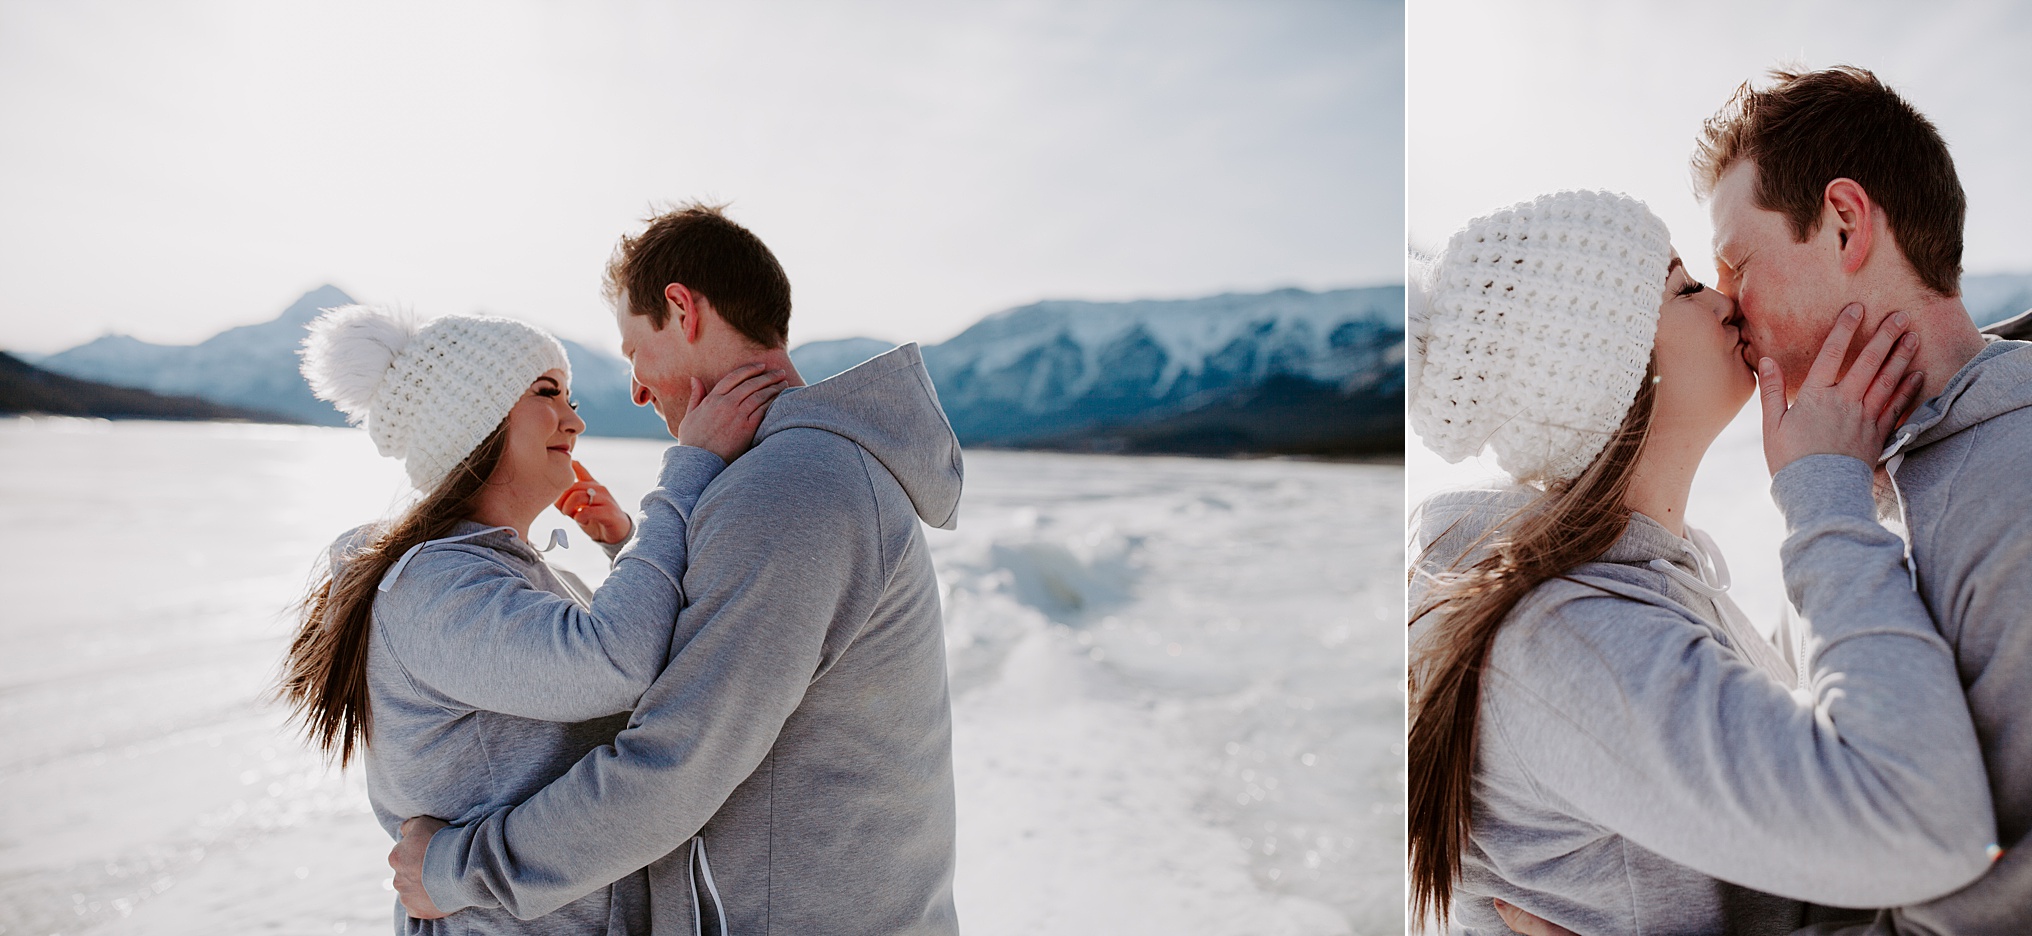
[275,422,510,767]
[1406,361,1660,928]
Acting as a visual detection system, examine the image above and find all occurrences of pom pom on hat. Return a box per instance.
[1407,190,1673,484]
[300,304,572,490]
[300,304,421,428]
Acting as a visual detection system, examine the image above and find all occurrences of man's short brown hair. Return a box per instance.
[604,202,792,348]
[1692,65,1965,296]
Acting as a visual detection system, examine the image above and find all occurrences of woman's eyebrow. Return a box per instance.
[1666,256,1685,277]
[534,376,561,389]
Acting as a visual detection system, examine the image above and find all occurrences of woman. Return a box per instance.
[1405,191,1996,935]
[276,304,782,934]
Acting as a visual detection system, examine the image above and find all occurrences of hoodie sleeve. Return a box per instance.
[1790,442,2032,935]
[1485,454,1994,909]
[1786,842,2032,935]
[416,432,888,918]
[374,445,724,722]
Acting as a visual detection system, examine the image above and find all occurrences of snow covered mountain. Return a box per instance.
[788,287,1402,454]
[40,285,358,426]
[917,286,1402,454]
[788,338,901,384]
[36,285,666,436]
[34,284,1405,454]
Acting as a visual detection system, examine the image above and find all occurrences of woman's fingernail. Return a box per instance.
[1843,303,1863,320]
[1892,311,1910,326]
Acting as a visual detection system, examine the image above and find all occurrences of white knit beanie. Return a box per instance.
[299,305,572,491]
[1408,190,1673,483]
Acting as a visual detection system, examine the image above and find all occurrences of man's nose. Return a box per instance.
[631,375,653,407]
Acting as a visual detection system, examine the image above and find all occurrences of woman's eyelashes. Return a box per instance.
[535,386,580,410]
[1677,277,1707,297]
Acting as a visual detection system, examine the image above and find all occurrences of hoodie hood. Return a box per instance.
[1411,486,1713,587]
[754,342,964,530]
[1409,483,1793,684]
[1887,338,2032,456]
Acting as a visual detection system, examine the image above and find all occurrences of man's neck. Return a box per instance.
[709,347,807,389]
[1861,285,1986,403]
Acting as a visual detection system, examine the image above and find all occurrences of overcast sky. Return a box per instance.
[0,0,1401,355]
[1410,0,2032,287]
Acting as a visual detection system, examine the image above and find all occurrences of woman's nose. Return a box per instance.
[1713,288,1738,321]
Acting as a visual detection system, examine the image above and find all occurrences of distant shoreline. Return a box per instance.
[1,415,1406,463]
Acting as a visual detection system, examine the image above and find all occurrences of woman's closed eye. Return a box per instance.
[1676,278,1706,297]
[535,386,580,410]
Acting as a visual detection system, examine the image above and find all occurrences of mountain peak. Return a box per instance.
[68,332,156,352]
[276,284,357,326]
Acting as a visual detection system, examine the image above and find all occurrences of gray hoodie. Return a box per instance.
[1798,337,2032,935]
[352,444,727,935]
[1409,448,1995,934]
[420,343,965,936]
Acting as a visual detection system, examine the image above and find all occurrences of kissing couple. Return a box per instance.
[1407,67,2031,934]
[279,204,965,934]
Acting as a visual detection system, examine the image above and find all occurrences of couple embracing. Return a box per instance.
[279,205,963,934]
[1408,67,2031,934]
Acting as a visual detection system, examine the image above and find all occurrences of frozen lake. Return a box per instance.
[0,419,1404,936]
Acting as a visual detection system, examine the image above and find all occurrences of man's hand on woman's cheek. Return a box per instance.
[391,816,450,919]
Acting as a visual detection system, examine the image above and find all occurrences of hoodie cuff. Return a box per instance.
[421,820,497,914]
[1769,454,1877,533]
[608,445,726,583]
[661,444,727,492]
[597,522,635,562]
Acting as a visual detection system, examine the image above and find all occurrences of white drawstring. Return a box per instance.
[1654,527,1795,683]
[1885,451,1918,591]
[1649,559,1729,600]
[1879,425,1919,592]
[688,836,727,936]
[1647,528,1732,601]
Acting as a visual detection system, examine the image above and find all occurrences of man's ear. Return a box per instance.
[664,283,705,344]
[1824,178,1876,275]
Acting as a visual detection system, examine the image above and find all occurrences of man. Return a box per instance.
[1701,66,2030,936]
[1499,65,2031,936]
[389,203,965,934]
